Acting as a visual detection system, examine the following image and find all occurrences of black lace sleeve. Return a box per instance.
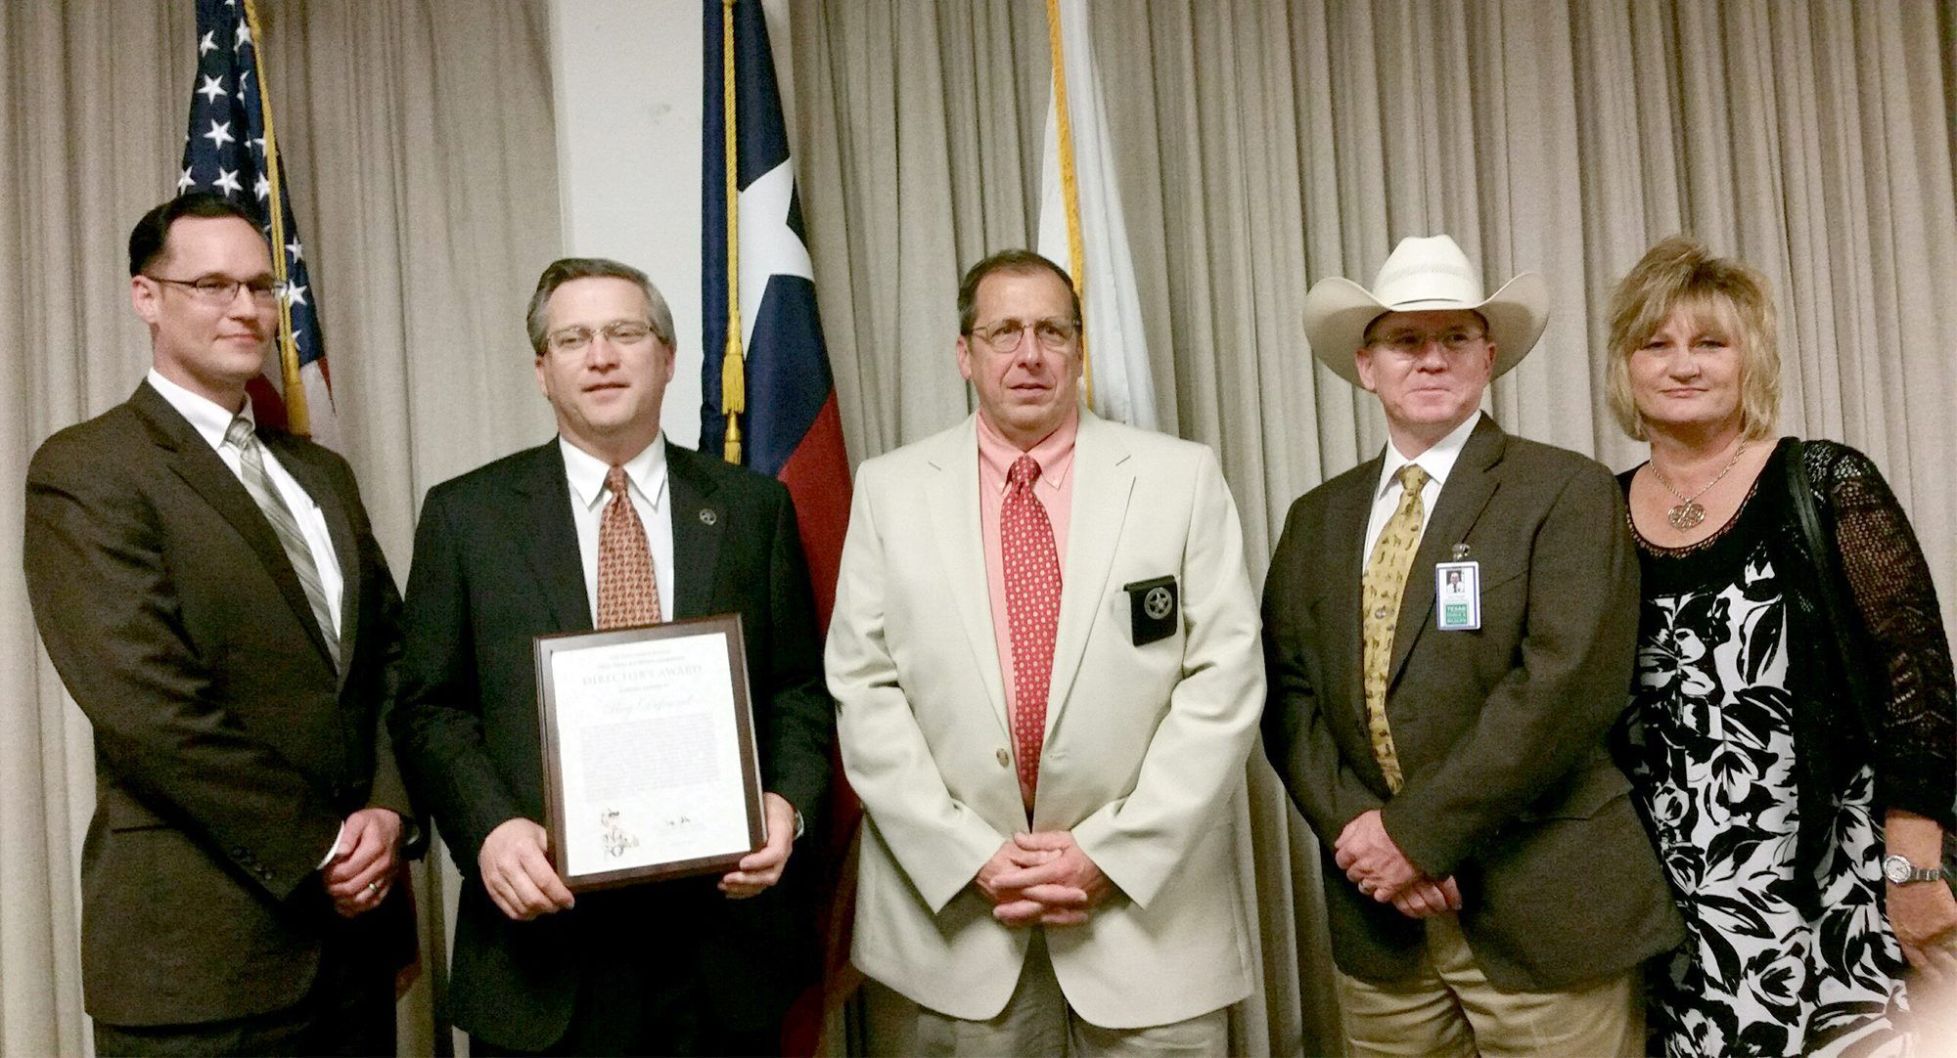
[1808,441,1957,828]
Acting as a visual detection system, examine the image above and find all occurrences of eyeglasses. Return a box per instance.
[145,274,280,305]
[1368,328,1488,355]
[970,317,1080,353]
[546,320,660,354]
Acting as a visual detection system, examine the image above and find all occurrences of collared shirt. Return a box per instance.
[146,368,344,635]
[560,434,674,625]
[1361,411,1481,568]
[977,409,1078,719]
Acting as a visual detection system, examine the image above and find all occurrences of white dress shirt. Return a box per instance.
[559,435,674,624]
[1361,412,1481,568]
[146,369,345,633]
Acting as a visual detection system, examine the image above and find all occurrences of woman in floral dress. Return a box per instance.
[1602,237,1957,1056]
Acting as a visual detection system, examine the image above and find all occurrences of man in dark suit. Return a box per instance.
[1263,236,1683,1056]
[392,257,831,1055]
[23,192,415,1055]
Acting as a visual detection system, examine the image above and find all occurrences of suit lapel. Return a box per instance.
[133,385,336,670]
[665,443,723,620]
[925,417,1011,739]
[267,436,361,691]
[1326,459,1379,722]
[1386,415,1506,687]
[1044,412,1133,737]
[515,442,593,634]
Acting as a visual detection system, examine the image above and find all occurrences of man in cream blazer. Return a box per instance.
[827,250,1265,1055]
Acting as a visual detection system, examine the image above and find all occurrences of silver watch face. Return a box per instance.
[1883,855,1910,884]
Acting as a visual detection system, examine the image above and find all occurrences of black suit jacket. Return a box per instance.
[23,382,415,1027]
[392,439,831,1050]
[1262,415,1682,990]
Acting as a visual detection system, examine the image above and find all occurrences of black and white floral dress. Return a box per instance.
[1620,449,1913,1058]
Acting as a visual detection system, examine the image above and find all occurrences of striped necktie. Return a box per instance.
[224,416,340,672]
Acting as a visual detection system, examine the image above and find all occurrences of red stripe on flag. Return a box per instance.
[777,394,851,632]
[774,391,862,1058]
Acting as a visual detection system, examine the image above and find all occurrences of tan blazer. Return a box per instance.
[1262,415,1683,991]
[827,411,1264,1029]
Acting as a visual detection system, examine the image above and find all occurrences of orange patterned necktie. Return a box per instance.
[1002,455,1062,802]
[596,465,662,629]
[1361,463,1427,792]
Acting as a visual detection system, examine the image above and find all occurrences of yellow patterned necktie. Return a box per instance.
[1362,463,1428,792]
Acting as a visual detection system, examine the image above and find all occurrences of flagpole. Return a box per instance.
[240,0,310,436]
[1044,0,1092,407]
[720,0,746,465]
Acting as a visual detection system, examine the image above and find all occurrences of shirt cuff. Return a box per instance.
[317,821,344,870]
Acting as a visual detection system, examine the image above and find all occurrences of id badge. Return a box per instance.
[1434,561,1480,630]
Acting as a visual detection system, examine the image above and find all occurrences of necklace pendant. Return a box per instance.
[1666,500,1706,530]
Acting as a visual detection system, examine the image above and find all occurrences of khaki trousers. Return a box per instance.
[1335,913,1644,1058]
[912,932,1229,1057]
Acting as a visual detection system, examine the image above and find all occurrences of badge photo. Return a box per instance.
[1434,560,1480,631]
[1123,575,1178,646]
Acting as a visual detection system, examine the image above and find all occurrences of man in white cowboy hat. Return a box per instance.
[1261,235,1682,1056]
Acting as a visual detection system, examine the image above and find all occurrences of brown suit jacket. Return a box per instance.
[1262,414,1682,990]
[23,382,415,1026]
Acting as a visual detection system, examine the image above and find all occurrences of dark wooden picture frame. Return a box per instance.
[533,614,765,891]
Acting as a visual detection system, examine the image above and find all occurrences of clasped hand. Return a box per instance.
[976,831,1111,927]
[323,807,403,918]
[1334,809,1462,919]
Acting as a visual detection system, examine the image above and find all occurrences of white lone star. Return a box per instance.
[253,174,270,201]
[284,283,308,308]
[202,119,235,150]
[196,75,226,104]
[176,166,196,193]
[286,238,303,262]
[213,168,243,195]
[235,22,251,49]
[198,30,217,56]
[735,159,814,351]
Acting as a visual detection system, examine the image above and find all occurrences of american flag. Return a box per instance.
[178,0,336,443]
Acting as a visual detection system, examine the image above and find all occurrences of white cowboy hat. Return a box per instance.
[1302,235,1549,387]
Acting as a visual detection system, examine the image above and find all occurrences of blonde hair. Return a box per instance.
[1604,236,1780,442]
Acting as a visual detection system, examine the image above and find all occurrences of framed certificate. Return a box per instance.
[534,614,766,890]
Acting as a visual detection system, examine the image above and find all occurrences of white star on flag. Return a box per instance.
[177,166,196,193]
[196,75,226,104]
[202,120,235,149]
[198,31,217,56]
[213,167,243,195]
[735,159,813,351]
[284,283,307,307]
[286,238,303,262]
[235,22,251,48]
[253,174,270,201]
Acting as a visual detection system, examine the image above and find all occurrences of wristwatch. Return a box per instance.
[1881,854,1947,885]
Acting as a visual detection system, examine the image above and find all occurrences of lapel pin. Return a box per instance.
[699,508,718,526]
[1451,542,1471,560]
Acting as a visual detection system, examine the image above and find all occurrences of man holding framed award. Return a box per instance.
[392,258,831,1056]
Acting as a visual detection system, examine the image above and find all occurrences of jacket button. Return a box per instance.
[995,748,1010,768]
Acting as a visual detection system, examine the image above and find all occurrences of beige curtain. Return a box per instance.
[0,2,560,1054]
[793,1,1957,1055]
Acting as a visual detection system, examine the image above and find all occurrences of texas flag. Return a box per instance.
[700,2,857,1052]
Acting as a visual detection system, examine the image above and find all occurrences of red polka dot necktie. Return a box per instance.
[596,465,662,629]
[1002,455,1062,802]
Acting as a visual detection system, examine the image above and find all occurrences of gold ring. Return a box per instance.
[366,881,381,895]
